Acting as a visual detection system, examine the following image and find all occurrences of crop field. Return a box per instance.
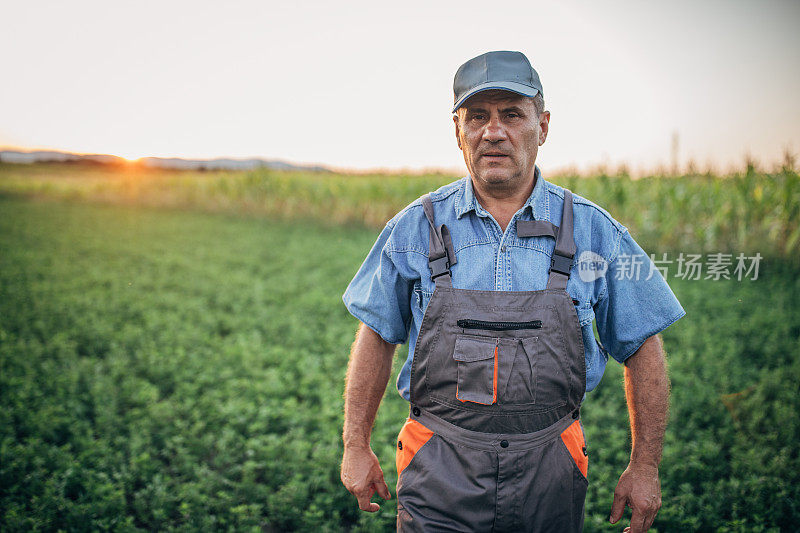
[1,162,798,260]
[1,164,799,531]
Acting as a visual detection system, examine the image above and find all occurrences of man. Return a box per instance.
[340,50,685,532]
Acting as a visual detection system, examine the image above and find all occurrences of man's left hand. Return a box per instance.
[609,462,662,532]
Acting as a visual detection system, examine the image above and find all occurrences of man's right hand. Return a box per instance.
[341,444,392,512]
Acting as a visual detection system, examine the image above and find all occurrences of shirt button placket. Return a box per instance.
[495,248,503,290]
[506,244,513,290]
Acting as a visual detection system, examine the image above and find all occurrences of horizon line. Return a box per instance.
[1,144,796,178]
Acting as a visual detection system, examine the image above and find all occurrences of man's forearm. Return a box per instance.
[609,335,669,530]
[342,322,396,448]
[623,334,670,468]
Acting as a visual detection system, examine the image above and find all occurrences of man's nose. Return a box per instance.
[482,116,508,143]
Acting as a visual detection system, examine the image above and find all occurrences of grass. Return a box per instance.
[1,193,798,531]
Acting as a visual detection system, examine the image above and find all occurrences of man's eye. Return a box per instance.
[507,113,520,119]
[471,114,486,121]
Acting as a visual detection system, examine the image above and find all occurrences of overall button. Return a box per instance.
[412,407,421,417]
[500,440,509,448]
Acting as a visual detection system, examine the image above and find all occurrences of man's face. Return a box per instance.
[454,90,550,191]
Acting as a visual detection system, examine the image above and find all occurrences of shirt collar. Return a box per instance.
[455,165,547,221]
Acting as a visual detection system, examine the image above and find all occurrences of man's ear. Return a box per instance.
[538,110,551,146]
[453,114,462,150]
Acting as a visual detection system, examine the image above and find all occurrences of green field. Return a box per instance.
[1,165,799,531]
[1,162,798,260]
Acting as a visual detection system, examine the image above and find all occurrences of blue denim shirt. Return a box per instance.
[343,168,686,401]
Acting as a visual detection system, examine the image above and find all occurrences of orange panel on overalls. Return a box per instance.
[396,189,588,532]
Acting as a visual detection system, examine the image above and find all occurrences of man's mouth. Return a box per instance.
[481,152,509,159]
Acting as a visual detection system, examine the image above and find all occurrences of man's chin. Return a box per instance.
[474,171,515,185]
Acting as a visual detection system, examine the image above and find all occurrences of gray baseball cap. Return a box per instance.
[452,51,543,113]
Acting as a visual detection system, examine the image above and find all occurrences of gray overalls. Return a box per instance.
[395,189,588,532]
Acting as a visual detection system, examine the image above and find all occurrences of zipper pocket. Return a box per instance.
[456,319,542,331]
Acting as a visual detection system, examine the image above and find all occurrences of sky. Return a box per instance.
[1,0,798,173]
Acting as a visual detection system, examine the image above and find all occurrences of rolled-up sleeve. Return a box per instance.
[594,229,686,363]
[342,222,413,345]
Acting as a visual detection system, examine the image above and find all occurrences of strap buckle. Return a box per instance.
[428,255,451,280]
[550,252,573,276]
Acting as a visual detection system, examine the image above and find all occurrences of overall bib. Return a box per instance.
[395,189,588,532]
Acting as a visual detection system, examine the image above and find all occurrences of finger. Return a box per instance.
[375,479,391,500]
[642,507,658,531]
[370,466,391,500]
[609,493,627,524]
[355,489,378,512]
[628,508,647,533]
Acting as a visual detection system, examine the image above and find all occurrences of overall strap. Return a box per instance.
[421,194,456,287]
[546,189,576,290]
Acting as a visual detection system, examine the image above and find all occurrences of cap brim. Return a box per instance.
[452,81,540,113]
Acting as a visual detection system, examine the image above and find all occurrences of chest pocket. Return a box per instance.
[413,282,433,314]
[453,335,500,405]
[450,307,567,410]
[499,337,545,405]
[452,333,564,409]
